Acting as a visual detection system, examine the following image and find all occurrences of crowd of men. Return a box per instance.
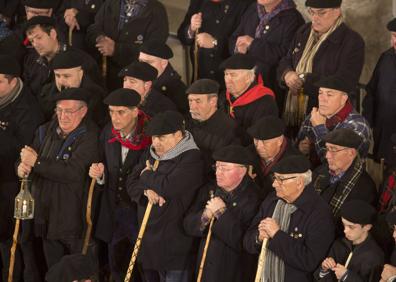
[1,0,396,281]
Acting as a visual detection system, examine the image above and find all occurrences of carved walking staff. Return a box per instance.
[254,238,269,282]
[193,28,200,82]
[68,27,73,46]
[124,160,159,282]
[82,178,96,255]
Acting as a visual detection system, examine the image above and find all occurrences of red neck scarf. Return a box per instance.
[108,110,151,151]
[325,100,353,130]
[226,75,275,118]
[260,137,288,176]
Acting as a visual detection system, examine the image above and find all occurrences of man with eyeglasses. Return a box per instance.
[278,0,364,120]
[248,115,299,199]
[244,154,335,282]
[184,145,261,282]
[296,75,371,166]
[90,89,149,281]
[311,128,377,235]
[17,88,100,270]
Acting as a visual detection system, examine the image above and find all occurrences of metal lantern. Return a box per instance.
[14,178,34,220]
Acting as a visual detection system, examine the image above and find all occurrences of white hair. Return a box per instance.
[301,169,312,186]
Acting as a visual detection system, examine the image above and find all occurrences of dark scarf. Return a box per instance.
[108,110,151,151]
[325,100,353,130]
[255,0,296,38]
[260,137,288,176]
[226,75,275,118]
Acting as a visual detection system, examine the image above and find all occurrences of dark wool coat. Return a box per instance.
[277,22,365,112]
[230,4,304,110]
[184,176,261,282]
[314,236,384,282]
[0,85,43,241]
[127,148,205,270]
[140,88,177,118]
[86,0,169,90]
[363,48,396,161]
[177,0,250,84]
[244,187,335,282]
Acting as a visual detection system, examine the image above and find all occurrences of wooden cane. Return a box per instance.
[82,178,96,255]
[254,238,269,282]
[124,160,159,282]
[193,28,199,82]
[68,27,73,46]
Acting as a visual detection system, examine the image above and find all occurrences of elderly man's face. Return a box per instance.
[27,26,58,58]
[272,173,302,203]
[391,32,396,51]
[308,8,341,34]
[318,87,348,117]
[215,161,247,191]
[25,6,52,20]
[123,76,151,99]
[139,52,166,77]
[325,143,356,175]
[55,100,87,134]
[224,69,253,97]
[254,136,283,162]
[151,131,183,157]
[341,218,370,245]
[109,105,138,135]
[0,74,17,98]
[188,94,217,122]
[54,67,84,91]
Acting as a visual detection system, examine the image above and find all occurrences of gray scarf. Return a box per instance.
[0,78,23,110]
[262,199,297,282]
[149,130,199,161]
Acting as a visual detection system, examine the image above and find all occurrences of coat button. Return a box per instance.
[209,70,215,74]
[209,54,214,58]
[118,187,123,191]
[91,4,95,9]
[125,31,129,35]
[119,177,123,181]
[161,86,167,91]
[216,19,220,24]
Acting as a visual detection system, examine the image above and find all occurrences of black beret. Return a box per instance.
[103,88,141,107]
[340,200,376,225]
[25,16,55,32]
[140,40,173,59]
[51,49,83,70]
[186,79,220,95]
[271,154,310,174]
[0,55,21,76]
[45,254,95,282]
[314,75,352,94]
[24,0,57,8]
[219,54,256,70]
[322,128,362,149]
[386,211,396,226]
[118,61,158,81]
[247,116,285,140]
[212,145,253,165]
[146,111,185,136]
[305,0,342,8]
[388,19,396,32]
[52,87,89,103]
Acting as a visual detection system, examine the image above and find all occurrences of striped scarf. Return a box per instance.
[262,199,297,282]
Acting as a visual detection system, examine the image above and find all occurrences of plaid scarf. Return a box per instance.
[108,110,151,150]
[255,0,296,38]
[325,100,353,130]
[379,174,396,213]
[262,199,297,282]
[328,157,364,216]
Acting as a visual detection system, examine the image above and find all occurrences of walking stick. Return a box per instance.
[254,238,269,282]
[196,191,215,282]
[193,28,199,82]
[8,219,20,282]
[124,160,159,282]
[82,178,96,255]
[68,27,73,46]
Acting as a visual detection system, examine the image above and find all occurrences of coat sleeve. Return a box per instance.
[177,0,203,46]
[85,0,106,48]
[183,185,210,237]
[243,200,269,255]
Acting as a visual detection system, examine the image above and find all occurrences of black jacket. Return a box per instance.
[127,147,205,270]
[140,88,177,118]
[184,176,261,282]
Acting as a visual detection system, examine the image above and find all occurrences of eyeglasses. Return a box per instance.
[212,164,246,173]
[55,106,83,117]
[307,8,333,18]
[271,174,297,184]
[324,147,348,154]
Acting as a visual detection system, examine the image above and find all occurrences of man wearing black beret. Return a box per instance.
[120,61,177,118]
[278,0,365,118]
[16,88,99,270]
[315,200,384,281]
[0,55,44,282]
[139,40,189,115]
[89,88,148,281]
[297,75,371,165]
[127,110,205,281]
[244,154,335,282]
[311,128,377,234]
[184,145,261,282]
[23,16,100,98]
[248,115,299,199]
[185,78,239,177]
[380,211,396,282]
[363,18,396,164]
[220,53,279,145]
